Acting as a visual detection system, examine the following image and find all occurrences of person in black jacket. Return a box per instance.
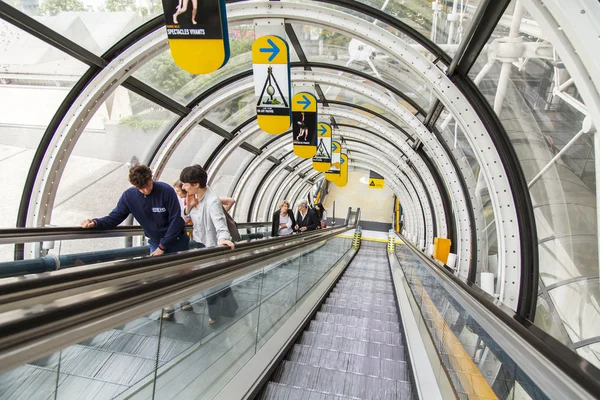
[294,199,317,232]
[271,200,296,237]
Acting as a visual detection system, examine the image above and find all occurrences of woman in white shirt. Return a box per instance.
[271,200,296,236]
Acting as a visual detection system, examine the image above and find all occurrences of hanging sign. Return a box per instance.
[292,92,318,158]
[324,141,341,182]
[162,0,229,74]
[368,170,385,189]
[252,35,291,134]
[334,154,349,187]
[312,122,332,172]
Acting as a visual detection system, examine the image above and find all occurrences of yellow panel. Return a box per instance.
[169,39,226,74]
[368,178,384,189]
[257,115,290,135]
[292,92,317,112]
[434,237,452,265]
[313,161,331,172]
[294,145,317,158]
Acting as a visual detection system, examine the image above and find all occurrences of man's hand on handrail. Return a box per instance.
[80,219,96,229]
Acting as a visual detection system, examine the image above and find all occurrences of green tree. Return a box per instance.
[39,0,85,15]
[104,0,137,12]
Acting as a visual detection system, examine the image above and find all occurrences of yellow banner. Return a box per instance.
[292,92,318,158]
[163,0,230,74]
[252,35,291,134]
[313,122,332,172]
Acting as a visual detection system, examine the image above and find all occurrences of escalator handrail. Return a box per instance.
[0,224,355,373]
[0,223,354,305]
[0,222,271,245]
[397,234,600,398]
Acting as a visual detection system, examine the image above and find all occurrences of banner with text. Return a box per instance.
[312,122,332,172]
[162,0,229,74]
[292,92,318,158]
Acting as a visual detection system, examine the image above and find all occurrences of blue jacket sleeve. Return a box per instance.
[93,193,131,229]
[158,188,186,250]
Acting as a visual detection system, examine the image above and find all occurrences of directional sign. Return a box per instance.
[369,170,384,189]
[292,92,318,158]
[313,122,332,172]
[325,141,342,182]
[162,0,229,74]
[333,154,349,187]
[252,35,291,134]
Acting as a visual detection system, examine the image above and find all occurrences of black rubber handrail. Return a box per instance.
[398,234,600,398]
[0,224,354,304]
[0,222,271,245]
[0,224,355,372]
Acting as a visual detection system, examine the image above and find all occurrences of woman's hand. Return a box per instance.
[186,193,198,208]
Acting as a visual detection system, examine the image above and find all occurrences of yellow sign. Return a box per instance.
[313,122,332,172]
[163,0,230,74]
[333,153,348,187]
[252,35,291,134]
[325,141,341,182]
[369,178,384,189]
[292,92,318,158]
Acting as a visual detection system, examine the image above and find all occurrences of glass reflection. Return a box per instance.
[0,20,88,232]
[5,0,164,55]
[467,0,598,368]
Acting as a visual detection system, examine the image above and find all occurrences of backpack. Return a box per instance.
[223,207,241,242]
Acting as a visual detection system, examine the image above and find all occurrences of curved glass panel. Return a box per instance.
[5,0,164,56]
[160,124,223,184]
[236,160,274,222]
[290,23,433,112]
[211,146,253,198]
[468,0,598,366]
[205,91,255,133]
[547,280,600,346]
[51,89,178,253]
[353,0,483,50]
[133,24,255,105]
[0,20,88,234]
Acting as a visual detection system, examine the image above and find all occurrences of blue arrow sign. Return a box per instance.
[259,38,280,62]
[332,143,338,152]
[318,125,327,136]
[297,94,311,110]
[341,157,345,164]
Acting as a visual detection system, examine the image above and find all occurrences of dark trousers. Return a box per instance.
[149,233,190,254]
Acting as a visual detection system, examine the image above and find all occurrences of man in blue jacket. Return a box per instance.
[81,164,189,256]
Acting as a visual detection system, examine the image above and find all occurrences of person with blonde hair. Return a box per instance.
[271,199,296,236]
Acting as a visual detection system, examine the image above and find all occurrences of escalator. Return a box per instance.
[260,241,416,399]
[1,215,599,400]
[0,218,359,399]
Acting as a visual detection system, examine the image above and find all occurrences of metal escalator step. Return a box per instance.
[307,321,403,344]
[271,360,320,389]
[261,382,354,400]
[319,305,399,323]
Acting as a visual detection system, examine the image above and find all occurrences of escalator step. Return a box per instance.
[261,382,354,399]
[271,361,410,400]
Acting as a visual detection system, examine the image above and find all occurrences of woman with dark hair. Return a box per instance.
[314,203,327,228]
[271,200,296,236]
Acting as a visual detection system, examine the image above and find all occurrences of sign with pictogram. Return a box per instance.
[252,35,291,134]
[292,92,318,158]
[312,122,332,172]
[162,0,230,74]
[368,170,384,189]
[325,141,341,182]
